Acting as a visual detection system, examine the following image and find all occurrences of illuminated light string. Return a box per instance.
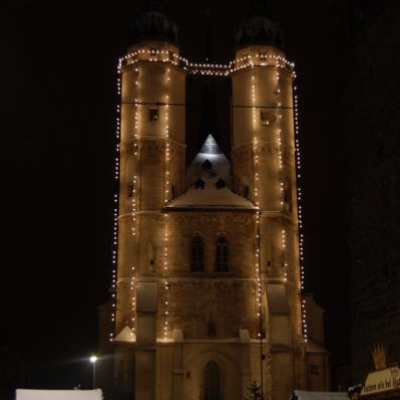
[293,86,307,342]
[164,92,170,202]
[251,72,259,209]
[275,67,288,284]
[255,214,262,324]
[132,67,140,239]
[283,261,288,282]
[251,73,259,209]
[302,299,308,343]
[109,75,122,342]
[162,67,171,342]
[281,229,288,282]
[128,67,141,336]
[281,228,287,272]
[163,217,170,342]
[118,49,295,77]
[293,89,304,288]
[130,270,136,331]
[280,229,286,252]
[250,69,263,341]
[276,69,283,172]
[276,68,284,224]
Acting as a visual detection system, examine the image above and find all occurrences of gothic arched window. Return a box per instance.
[191,235,204,272]
[204,361,220,400]
[216,236,229,272]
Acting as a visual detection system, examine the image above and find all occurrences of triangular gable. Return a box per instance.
[114,325,136,342]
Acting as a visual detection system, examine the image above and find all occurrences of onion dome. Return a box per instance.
[235,0,284,49]
[129,0,179,44]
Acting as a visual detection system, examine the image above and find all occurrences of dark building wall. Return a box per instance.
[340,0,400,384]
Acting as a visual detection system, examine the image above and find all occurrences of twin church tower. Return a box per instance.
[109,1,329,399]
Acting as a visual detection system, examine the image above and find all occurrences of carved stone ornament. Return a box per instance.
[372,343,387,371]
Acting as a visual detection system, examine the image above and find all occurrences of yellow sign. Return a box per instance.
[361,367,400,396]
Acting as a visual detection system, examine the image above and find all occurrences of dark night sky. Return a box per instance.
[1,0,348,391]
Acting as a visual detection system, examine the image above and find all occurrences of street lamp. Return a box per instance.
[90,355,98,389]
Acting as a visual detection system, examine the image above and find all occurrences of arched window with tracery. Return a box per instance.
[191,234,204,272]
[204,361,220,400]
[216,236,229,272]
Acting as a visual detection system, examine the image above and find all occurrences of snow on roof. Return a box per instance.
[165,176,256,211]
[292,390,348,400]
[114,325,136,342]
[166,134,256,211]
[16,389,103,400]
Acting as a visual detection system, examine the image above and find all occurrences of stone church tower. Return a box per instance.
[110,1,329,399]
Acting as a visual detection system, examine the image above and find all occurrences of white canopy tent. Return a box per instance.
[292,390,349,400]
[16,389,103,400]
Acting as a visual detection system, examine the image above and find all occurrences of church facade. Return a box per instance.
[109,2,329,399]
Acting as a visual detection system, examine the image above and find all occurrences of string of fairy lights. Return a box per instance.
[162,68,171,341]
[118,48,295,75]
[109,47,308,344]
[109,75,122,342]
[251,68,265,394]
[275,66,289,285]
[251,72,262,340]
[127,66,141,337]
[293,85,308,342]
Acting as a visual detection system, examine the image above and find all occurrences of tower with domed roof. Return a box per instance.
[110,1,329,399]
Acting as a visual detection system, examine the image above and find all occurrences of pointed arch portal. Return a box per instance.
[204,361,221,400]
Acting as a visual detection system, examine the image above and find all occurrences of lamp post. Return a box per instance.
[90,355,98,389]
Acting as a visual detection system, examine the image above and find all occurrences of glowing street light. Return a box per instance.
[90,355,98,389]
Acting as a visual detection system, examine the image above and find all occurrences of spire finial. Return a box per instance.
[204,7,213,62]
[248,0,269,17]
[143,0,164,13]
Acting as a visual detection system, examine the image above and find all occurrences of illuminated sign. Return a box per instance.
[361,367,400,396]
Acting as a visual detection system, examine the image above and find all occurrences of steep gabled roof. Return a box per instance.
[164,135,256,212]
